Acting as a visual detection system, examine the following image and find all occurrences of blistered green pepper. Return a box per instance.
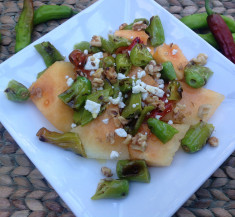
[91,179,129,200]
[123,18,149,30]
[161,61,177,81]
[166,81,183,101]
[36,127,86,157]
[116,160,150,183]
[147,118,178,144]
[132,106,155,135]
[34,41,64,68]
[58,76,92,110]
[119,78,133,94]
[109,35,130,49]
[99,56,115,68]
[116,53,132,75]
[103,79,114,96]
[181,121,214,153]
[5,80,30,102]
[121,93,142,119]
[130,44,153,67]
[101,37,115,54]
[90,46,102,54]
[112,82,120,98]
[73,107,93,126]
[73,41,91,52]
[184,65,213,88]
[145,15,165,46]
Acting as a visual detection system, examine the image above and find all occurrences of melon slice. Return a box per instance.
[30,61,76,132]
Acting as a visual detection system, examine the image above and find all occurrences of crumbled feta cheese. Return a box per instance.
[132,104,137,108]
[172,49,178,55]
[115,128,127,137]
[142,92,149,100]
[71,123,77,128]
[165,99,168,103]
[132,79,147,94]
[112,54,116,58]
[130,36,134,39]
[158,84,164,89]
[157,79,164,85]
[137,70,146,79]
[167,94,170,97]
[97,87,104,90]
[117,73,128,80]
[93,52,103,59]
[145,85,164,97]
[84,100,101,118]
[109,92,125,108]
[110,151,119,159]
[128,50,131,55]
[147,47,151,52]
[119,102,126,108]
[168,120,173,125]
[65,75,69,79]
[155,115,162,119]
[124,94,128,98]
[84,49,88,55]
[90,70,95,76]
[66,77,74,87]
[84,53,102,70]
[102,118,109,124]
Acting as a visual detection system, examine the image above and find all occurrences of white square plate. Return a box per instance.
[0,0,235,216]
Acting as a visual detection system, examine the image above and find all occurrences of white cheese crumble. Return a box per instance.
[165,99,168,103]
[157,79,164,85]
[93,52,104,59]
[168,120,173,125]
[172,49,178,55]
[155,115,162,120]
[142,92,149,100]
[128,50,131,55]
[131,75,136,79]
[112,54,116,58]
[84,52,103,70]
[147,47,151,52]
[145,85,164,97]
[110,151,119,159]
[84,49,88,55]
[108,92,125,108]
[137,70,146,79]
[117,73,128,80]
[158,84,164,89]
[132,103,139,108]
[102,118,109,124]
[71,123,77,128]
[66,77,74,87]
[130,36,134,39]
[84,100,101,118]
[90,70,95,76]
[115,128,128,137]
[65,75,69,79]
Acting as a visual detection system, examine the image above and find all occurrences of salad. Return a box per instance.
[5,16,224,199]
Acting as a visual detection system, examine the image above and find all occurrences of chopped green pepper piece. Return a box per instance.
[121,93,142,119]
[119,78,133,94]
[147,118,179,144]
[116,53,132,75]
[99,56,115,68]
[73,107,93,126]
[36,127,86,157]
[166,81,183,101]
[103,79,114,96]
[145,15,165,46]
[58,76,92,110]
[101,37,115,54]
[161,61,177,81]
[181,121,214,153]
[5,80,30,102]
[73,41,91,52]
[184,65,213,88]
[112,82,120,98]
[108,35,130,49]
[123,18,149,30]
[90,46,102,54]
[91,179,129,200]
[116,160,150,183]
[130,44,153,67]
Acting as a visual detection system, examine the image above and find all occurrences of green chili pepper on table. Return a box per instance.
[33,5,78,25]
[15,0,34,53]
[115,53,132,75]
[116,160,150,183]
[161,61,177,81]
[145,15,165,46]
[91,179,129,200]
[36,127,86,157]
[123,18,149,30]
[181,121,214,153]
[184,65,213,89]
[147,118,179,144]
[4,80,30,102]
[166,81,183,101]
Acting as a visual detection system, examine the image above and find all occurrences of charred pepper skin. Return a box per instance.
[15,0,34,53]
[205,0,235,63]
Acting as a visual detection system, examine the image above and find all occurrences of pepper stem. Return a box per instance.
[205,0,213,16]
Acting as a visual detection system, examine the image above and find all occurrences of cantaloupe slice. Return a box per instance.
[153,43,188,80]
[30,61,76,132]
[129,123,189,166]
[72,104,130,160]
[114,30,149,45]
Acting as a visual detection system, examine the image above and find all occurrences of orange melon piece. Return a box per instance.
[72,105,130,160]
[129,123,189,166]
[30,61,76,132]
[114,30,149,45]
[153,43,188,80]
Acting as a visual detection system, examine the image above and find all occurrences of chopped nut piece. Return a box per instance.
[197,104,212,120]
[106,132,115,144]
[90,35,102,47]
[208,136,219,147]
[104,67,117,84]
[92,68,104,79]
[173,103,186,123]
[92,78,104,88]
[145,60,163,79]
[122,134,132,145]
[132,21,148,31]
[119,23,128,30]
[191,53,208,66]
[145,95,165,111]
[131,133,148,152]
[118,116,129,126]
[101,167,113,177]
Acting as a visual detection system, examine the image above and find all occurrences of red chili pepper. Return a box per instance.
[115,37,143,54]
[205,0,235,63]
[69,49,88,69]
[150,100,173,120]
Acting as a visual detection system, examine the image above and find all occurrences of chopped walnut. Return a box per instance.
[131,133,148,152]
[190,53,208,66]
[122,134,132,145]
[106,132,115,144]
[208,136,219,147]
[145,95,165,111]
[104,67,117,84]
[92,78,104,88]
[197,104,212,120]
[145,60,163,79]
[101,167,113,177]
[119,23,128,30]
[113,117,122,128]
[173,103,186,123]
[92,68,104,79]
[90,35,102,47]
[132,21,148,31]
[108,107,119,118]
[118,116,129,126]
[30,87,42,99]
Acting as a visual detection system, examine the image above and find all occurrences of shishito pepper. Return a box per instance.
[116,53,132,75]
[15,0,34,52]
[116,160,150,183]
[161,61,177,81]
[33,5,78,25]
[166,81,183,101]
[123,18,149,30]
[99,56,115,68]
[73,41,91,52]
[91,179,129,200]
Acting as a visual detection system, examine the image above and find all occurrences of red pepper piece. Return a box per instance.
[150,101,173,120]
[205,0,235,63]
[69,49,88,68]
[115,37,143,54]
